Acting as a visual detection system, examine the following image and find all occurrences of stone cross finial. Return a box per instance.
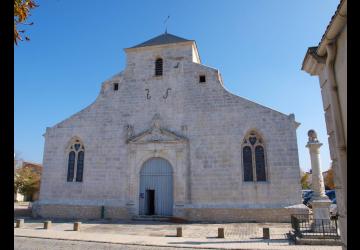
[307,129,318,143]
[152,114,161,129]
[125,124,134,138]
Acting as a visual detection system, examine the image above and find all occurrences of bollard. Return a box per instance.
[263,227,270,239]
[218,228,225,238]
[176,227,182,237]
[73,222,81,231]
[44,220,52,230]
[16,219,24,228]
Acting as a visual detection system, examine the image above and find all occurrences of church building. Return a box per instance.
[34,33,308,222]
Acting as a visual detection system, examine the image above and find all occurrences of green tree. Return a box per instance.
[14,0,38,45]
[300,171,311,189]
[14,166,41,200]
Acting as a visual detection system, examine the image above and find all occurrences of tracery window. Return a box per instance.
[155,58,163,76]
[242,131,267,182]
[67,138,85,182]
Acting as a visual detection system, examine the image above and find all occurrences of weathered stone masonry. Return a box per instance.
[34,33,308,222]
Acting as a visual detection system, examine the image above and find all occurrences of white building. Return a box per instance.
[34,33,308,222]
[302,0,347,247]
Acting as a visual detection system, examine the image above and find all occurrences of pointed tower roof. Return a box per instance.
[130,32,194,48]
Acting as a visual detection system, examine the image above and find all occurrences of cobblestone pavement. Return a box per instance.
[82,222,290,240]
[14,219,291,240]
[15,237,193,250]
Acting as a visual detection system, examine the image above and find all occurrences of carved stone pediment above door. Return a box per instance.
[127,114,188,144]
[125,114,191,217]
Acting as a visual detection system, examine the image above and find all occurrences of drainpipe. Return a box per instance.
[325,42,347,248]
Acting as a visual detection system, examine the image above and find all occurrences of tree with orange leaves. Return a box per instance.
[14,0,38,45]
[324,165,335,190]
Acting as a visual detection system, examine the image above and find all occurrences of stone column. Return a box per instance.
[306,130,331,224]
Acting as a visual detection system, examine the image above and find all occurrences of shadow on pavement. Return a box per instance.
[168,239,290,245]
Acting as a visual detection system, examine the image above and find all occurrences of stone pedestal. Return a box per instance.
[311,200,332,233]
[306,130,332,232]
[311,199,332,220]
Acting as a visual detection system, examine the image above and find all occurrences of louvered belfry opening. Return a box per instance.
[155,58,163,76]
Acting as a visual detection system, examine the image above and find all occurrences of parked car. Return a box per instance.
[325,190,336,202]
[302,190,313,207]
[302,189,336,207]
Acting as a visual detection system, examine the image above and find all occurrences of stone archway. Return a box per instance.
[139,157,173,216]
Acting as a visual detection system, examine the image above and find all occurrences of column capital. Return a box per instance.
[306,129,323,151]
[306,141,323,150]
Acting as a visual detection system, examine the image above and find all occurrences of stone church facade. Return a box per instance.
[34,33,308,222]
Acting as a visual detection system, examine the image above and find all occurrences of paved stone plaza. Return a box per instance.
[14,236,341,250]
[15,219,291,240]
[15,237,188,250]
[14,218,341,250]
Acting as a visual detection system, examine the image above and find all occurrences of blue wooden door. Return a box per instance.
[139,157,173,216]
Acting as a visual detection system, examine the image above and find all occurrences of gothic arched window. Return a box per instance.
[67,151,75,182]
[67,138,85,182]
[155,58,163,76]
[242,131,267,182]
[243,146,253,181]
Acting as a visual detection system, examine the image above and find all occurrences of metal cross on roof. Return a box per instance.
[164,15,170,34]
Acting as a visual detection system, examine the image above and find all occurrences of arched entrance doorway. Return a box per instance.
[139,157,173,216]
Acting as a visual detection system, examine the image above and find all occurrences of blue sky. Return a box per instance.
[15,0,339,172]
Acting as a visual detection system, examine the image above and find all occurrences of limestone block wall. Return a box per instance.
[34,204,102,219]
[317,24,347,247]
[32,203,130,220]
[38,40,303,220]
[334,25,347,144]
[177,207,309,223]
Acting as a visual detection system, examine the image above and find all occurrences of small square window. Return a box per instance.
[114,83,119,91]
[199,75,206,83]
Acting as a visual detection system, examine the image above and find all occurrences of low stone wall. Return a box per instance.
[33,204,130,220]
[33,203,308,222]
[104,206,131,219]
[176,207,309,223]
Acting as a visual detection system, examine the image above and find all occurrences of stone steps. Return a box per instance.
[288,231,342,246]
[132,215,172,222]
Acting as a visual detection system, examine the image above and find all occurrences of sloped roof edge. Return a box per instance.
[316,0,347,56]
[128,32,194,49]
